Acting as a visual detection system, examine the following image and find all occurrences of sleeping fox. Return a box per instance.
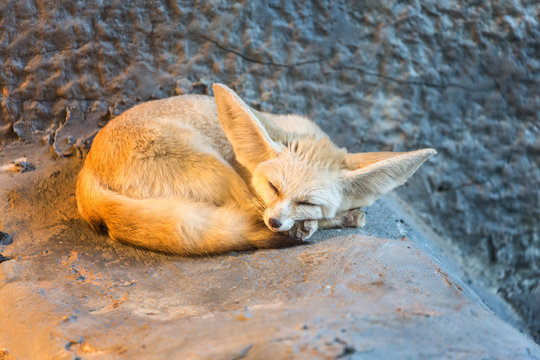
[76,84,435,255]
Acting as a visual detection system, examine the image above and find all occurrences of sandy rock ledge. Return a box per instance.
[0,143,538,359]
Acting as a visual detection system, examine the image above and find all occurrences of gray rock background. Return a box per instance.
[1,0,539,341]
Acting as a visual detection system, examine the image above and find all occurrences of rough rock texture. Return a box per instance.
[1,0,539,340]
[1,146,539,359]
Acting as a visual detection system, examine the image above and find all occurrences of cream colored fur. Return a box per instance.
[76,84,436,255]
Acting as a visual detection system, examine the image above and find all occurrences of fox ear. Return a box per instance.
[343,148,436,206]
[213,84,283,172]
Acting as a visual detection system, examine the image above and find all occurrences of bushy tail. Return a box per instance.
[76,169,279,255]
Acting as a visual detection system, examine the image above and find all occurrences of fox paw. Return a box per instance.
[343,208,366,228]
[289,220,318,241]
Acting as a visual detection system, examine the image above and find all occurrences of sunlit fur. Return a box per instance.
[76,84,436,255]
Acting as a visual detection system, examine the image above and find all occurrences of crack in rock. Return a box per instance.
[0,254,12,263]
[231,344,253,360]
[203,35,537,92]
[436,181,486,193]
[201,35,327,68]
[12,41,91,59]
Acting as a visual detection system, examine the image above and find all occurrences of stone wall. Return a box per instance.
[1,0,539,339]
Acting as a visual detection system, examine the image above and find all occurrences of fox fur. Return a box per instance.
[76,84,436,255]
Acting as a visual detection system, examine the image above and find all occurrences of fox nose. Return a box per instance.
[268,218,282,229]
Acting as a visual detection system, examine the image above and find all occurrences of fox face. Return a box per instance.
[212,84,436,237]
[252,146,344,232]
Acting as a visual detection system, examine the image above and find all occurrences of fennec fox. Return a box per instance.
[76,84,436,255]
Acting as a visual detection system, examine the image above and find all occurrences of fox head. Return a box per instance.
[213,84,436,233]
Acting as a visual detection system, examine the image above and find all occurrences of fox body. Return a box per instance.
[76,84,435,255]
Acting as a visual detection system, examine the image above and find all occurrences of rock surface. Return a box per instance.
[1,0,539,340]
[0,144,538,359]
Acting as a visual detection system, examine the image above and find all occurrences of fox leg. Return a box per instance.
[318,208,366,229]
[287,208,366,241]
[288,220,318,241]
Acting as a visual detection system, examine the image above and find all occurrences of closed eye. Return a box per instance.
[268,181,279,195]
[297,201,319,207]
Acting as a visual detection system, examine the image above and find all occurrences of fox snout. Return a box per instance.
[268,218,282,229]
[264,215,295,232]
[263,202,295,232]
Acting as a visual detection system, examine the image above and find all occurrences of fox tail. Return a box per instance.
[76,168,279,255]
